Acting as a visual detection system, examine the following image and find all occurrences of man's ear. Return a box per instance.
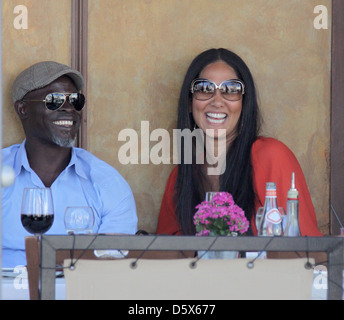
[14,101,29,120]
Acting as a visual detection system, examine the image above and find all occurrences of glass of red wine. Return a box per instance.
[21,188,54,235]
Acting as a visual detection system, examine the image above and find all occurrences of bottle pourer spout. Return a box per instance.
[291,172,295,189]
[288,172,299,199]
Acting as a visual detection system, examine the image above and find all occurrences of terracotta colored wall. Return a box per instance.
[2,1,331,234]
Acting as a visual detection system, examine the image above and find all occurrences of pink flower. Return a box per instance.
[194,192,249,236]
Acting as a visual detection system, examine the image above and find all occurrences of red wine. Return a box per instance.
[21,214,54,234]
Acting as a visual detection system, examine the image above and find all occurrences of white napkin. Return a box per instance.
[93,250,128,259]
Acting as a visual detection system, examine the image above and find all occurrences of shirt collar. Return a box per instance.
[69,147,88,179]
[14,140,88,180]
[13,140,30,177]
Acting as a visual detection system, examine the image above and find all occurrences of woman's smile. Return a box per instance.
[205,112,227,124]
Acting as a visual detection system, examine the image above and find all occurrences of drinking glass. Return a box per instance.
[21,187,54,235]
[279,207,287,234]
[255,207,264,234]
[64,206,95,234]
[205,192,217,202]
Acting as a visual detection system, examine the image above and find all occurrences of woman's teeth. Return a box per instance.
[206,113,227,124]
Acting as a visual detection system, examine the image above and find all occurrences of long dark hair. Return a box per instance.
[175,48,261,235]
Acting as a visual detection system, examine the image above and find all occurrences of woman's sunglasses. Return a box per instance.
[190,78,245,101]
[22,92,86,111]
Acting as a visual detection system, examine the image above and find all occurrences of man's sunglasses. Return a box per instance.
[190,78,245,101]
[22,92,86,111]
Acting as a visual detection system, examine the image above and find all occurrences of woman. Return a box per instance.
[156,48,321,237]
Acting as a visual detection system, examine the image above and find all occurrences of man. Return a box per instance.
[2,61,138,267]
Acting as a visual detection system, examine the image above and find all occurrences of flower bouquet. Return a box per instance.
[194,192,249,259]
[194,192,249,237]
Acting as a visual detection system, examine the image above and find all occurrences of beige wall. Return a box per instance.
[2,0,331,234]
[88,0,331,233]
[2,0,72,147]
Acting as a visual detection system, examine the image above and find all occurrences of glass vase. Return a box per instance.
[198,250,239,259]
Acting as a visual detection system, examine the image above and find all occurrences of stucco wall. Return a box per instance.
[87,0,331,233]
[2,0,71,146]
[2,0,331,234]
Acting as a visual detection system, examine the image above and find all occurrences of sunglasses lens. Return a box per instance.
[192,79,244,101]
[45,93,65,110]
[221,81,243,101]
[69,93,85,111]
[192,80,215,101]
[45,93,85,111]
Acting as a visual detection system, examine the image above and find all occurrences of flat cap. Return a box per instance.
[12,61,84,103]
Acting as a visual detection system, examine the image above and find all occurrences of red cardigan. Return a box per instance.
[156,137,322,236]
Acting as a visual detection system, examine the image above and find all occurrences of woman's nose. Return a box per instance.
[211,89,225,105]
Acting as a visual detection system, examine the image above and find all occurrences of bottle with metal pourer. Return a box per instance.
[284,172,301,236]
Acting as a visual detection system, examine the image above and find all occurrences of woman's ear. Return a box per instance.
[14,101,29,120]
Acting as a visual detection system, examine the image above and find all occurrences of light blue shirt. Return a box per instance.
[2,141,138,267]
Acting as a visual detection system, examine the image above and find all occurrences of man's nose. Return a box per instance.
[59,97,78,112]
